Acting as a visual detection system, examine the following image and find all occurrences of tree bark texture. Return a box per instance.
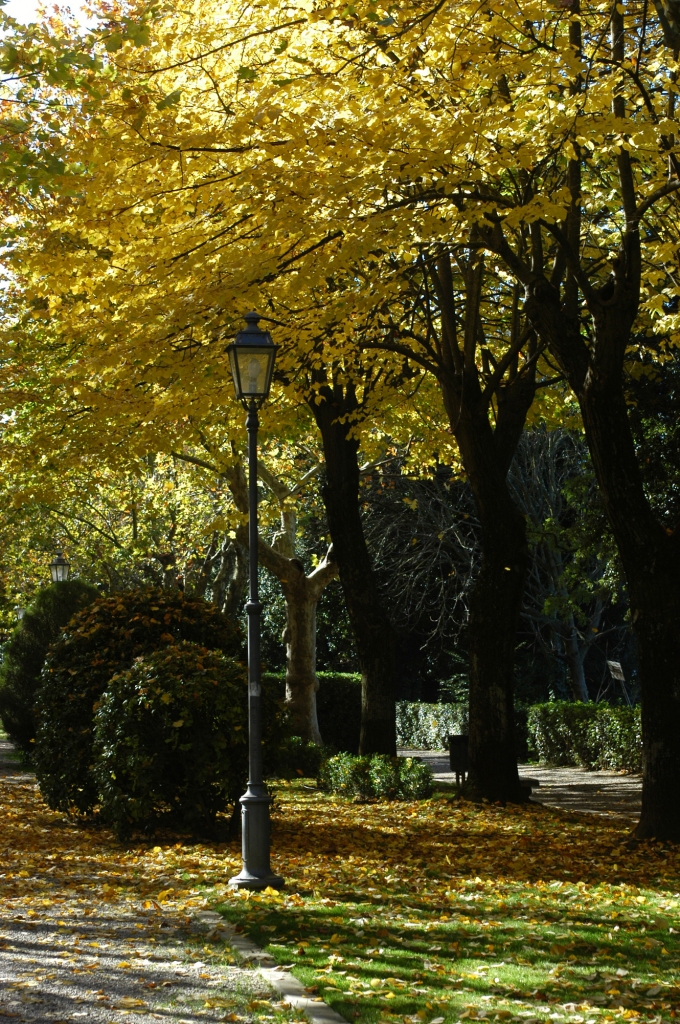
[441,372,531,803]
[310,387,397,756]
[562,621,591,704]
[279,559,333,746]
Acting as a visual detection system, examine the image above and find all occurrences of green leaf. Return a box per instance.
[156,89,182,111]
[128,24,151,47]
[105,34,123,53]
[237,66,258,81]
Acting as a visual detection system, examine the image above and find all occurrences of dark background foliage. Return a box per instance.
[0,579,98,754]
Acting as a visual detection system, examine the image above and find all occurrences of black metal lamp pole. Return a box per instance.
[227,313,283,892]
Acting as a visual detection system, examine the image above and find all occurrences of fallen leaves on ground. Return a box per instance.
[0,758,678,1024]
[0,765,305,1023]
[217,783,680,1024]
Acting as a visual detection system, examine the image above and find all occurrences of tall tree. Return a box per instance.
[361,254,551,797]
[308,373,398,755]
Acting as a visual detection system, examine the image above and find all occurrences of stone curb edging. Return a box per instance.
[194,911,350,1024]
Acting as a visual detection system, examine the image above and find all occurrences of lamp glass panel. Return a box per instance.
[235,348,273,398]
[50,559,70,583]
[228,347,240,398]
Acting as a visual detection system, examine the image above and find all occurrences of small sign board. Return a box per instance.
[607,660,625,681]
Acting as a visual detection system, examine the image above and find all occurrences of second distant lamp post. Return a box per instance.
[49,552,70,583]
[226,312,284,892]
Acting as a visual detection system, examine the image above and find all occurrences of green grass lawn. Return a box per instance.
[216,784,679,1024]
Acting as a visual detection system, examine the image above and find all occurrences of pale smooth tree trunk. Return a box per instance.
[281,562,337,745]
[563,623,590,703]
[173,449,339,745]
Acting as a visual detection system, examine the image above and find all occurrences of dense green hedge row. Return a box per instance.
[263,672,362,753]
[527,701,642,771]
[395,701,469,748]
[394,699,639,770]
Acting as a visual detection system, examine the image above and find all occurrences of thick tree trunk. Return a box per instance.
[467,510,528,801]
[440,355,533,802]
[524,280,680,839]
[633,585,680,838]
[312,394,397,756]
[579,376,680,839]
[281,567,325,745]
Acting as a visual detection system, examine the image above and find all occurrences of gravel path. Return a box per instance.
[399,749,642,821]
[0,738,277,1024]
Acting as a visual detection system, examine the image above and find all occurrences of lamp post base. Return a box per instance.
[228,782,284,891]
[228,869,285,891]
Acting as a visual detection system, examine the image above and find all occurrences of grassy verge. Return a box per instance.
[217,782,679,1024]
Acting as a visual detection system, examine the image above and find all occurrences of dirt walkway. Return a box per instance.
[0,740,278,1024]
[399,749,642,821]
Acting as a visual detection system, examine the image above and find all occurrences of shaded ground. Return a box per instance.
[399,749,642,821]
[0,739,289,1024]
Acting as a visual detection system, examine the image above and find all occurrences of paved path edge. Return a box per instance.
[212,913,350,1024]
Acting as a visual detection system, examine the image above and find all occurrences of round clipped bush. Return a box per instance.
[0,580,98,755]
[398,757,435,799]
[320,752,372,799]
[34,587,243,813]
[93,642,249,837]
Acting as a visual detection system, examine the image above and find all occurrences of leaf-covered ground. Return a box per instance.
[220,784,680,1024]
[0,752,678,1024]
[0,754,300,1023]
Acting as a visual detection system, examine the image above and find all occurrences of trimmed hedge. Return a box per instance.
[396,702,469,749]
[93,642,251,837]
[263,672,362,753]
[527,701,641,771]
[35,588,243,814]
[272,735,326,779]
[320,752,433,800]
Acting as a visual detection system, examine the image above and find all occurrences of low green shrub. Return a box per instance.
[0,580,98,754]
[320,752,372,799]
[527,701,641,771]
[396,701,469,749]
[369,754,401,798]
[320,752,433,800]
[399,756,436,799]
[34,587,243,814]
[93,642,250,837]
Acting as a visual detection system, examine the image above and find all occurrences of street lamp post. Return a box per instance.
[49,552,70,583]
[227,312,284,892]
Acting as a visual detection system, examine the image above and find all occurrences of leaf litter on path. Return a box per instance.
[0,771,306,1024]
